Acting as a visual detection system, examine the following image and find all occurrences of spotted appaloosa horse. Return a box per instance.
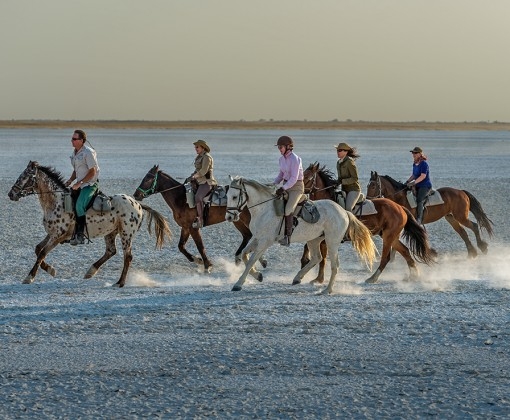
[8,161,171,287]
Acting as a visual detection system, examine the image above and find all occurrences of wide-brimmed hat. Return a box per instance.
[193,139,210,153]
[410,146,423,153]
[334,142,352,151]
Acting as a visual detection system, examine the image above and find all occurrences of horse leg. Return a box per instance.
[232,245,269,291]
[323,247,339,295]
[393,239,419,281]
[36,235,57,277]
[445,214,477,258]
[178,228,202,265]
[85,232,117,279]
[24,237,60,284]
[189,229,214,272]
[309,240,327,285]
[293,238,324,285]
[114,244,133,288]
[464,219,489,255]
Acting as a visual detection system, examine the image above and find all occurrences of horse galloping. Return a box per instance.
[303,163,436,283]
[367,171,494,258]
[133,165,265,278]
[8,161,171,287]
[225,176,377,294]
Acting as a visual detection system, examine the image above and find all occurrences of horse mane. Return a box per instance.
[159,170,183,186]
[37,164,68,190]
[381,174,406,190]
[234,177,274,195]
[310,162,337,189]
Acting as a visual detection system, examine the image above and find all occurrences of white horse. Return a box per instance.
[225,176,377,294]
[8,161,171,287]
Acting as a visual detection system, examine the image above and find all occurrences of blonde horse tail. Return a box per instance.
[140,203,172,249]
[346,212,377,270]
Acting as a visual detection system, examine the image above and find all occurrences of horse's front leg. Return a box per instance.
[86,232,117,279]
[238,238,263,282]
[178,228,201,264]
[114,243,133,288]
[323,248,339,295]
[293,238,323,286]
[35,235,57,277]
[232,242,269,291]
[24,236,60,284]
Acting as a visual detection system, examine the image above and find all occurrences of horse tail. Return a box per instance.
[346,212,377,271]
[463,190,495,238]
[140,203,172,249]
[401,207,437,264]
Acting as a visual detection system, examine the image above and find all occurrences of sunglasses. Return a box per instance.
[71,137,81,141]
[412,152,420,154]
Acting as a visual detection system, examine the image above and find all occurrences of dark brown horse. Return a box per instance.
[367,171,494,258]
[303,163,436,283]
[134,165,264,278]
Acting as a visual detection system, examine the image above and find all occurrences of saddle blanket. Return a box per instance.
[407,189,444,209]
[353,199,378,216]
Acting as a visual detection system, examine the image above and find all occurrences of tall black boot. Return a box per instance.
[416,202,424,225]
[70,215,86,246]
[279,215,294,246]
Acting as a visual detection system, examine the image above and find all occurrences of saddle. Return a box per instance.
[292,195,320,224]
[406,189,444,208]
[335,191,378,216]
[64,189,113,216]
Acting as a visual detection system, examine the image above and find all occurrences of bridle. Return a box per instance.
[11,167,38,198]
[303,170,319,199]
[366,175,383,199]
[225,181,248,219]
[136,170,159,198]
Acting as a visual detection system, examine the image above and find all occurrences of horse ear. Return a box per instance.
[229,175,233,181]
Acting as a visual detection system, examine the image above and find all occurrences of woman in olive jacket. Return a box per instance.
[334,142,361,211]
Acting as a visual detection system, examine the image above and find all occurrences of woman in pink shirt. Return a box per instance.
[274,136,304,246]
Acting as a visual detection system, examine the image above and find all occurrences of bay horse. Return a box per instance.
[8,161,171,287]
[225,176,377,294]
[303,163,436,283]
[134,165,264,278]
[367,171,494,258]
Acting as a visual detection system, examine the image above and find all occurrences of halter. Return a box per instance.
[366,175,383,199]
[303,170,319,199]
[136,170,160,198]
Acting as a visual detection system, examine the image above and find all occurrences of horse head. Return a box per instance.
[134,165,160,200]
[366,171,382,199]
[225,175,246,222]
[8,161,39,201]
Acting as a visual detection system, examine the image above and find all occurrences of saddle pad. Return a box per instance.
[426,190,444,206]
[353,199,377,216]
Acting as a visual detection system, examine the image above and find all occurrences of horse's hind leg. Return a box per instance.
[178,228,201,264]
[445,214,477,258]
[465,220,489,255]
[189,229,214,271]
[85,233,117,279]
[301,240,327,285]
[293,238,323,286]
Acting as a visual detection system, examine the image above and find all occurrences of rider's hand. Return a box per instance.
[275,187,285,197]
[406,180,416,188]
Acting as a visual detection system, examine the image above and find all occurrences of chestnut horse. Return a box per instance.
[367,171,494,258]
[303,163,436,283]
[134,165,264,277]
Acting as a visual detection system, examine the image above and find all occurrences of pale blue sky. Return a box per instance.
[2,0,509,122]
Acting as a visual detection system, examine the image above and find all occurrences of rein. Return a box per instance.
[226,181,278,217]
[367,175,407,199]
[136,170,183,198]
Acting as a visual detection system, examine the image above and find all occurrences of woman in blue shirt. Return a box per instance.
[406,146,432,225]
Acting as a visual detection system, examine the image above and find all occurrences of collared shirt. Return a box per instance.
[70,145,99,186]
[274,150,303,190]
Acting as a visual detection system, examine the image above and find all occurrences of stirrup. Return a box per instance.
[192,218,203,229]
[70,233,85,246]
[279,235,290,246]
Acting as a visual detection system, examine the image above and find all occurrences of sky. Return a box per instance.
[2,0,510,122]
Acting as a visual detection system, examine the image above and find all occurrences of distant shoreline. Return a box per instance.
[1,119,509,131]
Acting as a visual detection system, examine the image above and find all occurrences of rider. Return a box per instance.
[191,139,217,229]
[406,146,432,225]
[334,142,361,211]
[274,135,304,246]
[64,129,100,245]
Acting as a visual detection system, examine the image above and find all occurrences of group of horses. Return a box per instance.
[8,160,493,293]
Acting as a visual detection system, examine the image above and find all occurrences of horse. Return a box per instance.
[367,171,494,258]
[133,165,265,278]
[8,161,171,287]
[303,163,437,283]
[225,176,377,294]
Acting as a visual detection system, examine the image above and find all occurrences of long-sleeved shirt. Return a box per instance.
[274,151,303,190]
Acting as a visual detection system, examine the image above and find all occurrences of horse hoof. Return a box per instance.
[365,278,377,284]
[84,266,98,279]
[47,267,56,277]
[22,277,34,284]
[257,273,263,282]
[232,285,242,292]
[292,279,301,285]
[260,259,268,268]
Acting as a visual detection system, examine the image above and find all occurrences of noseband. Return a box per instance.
[136,171,159,198]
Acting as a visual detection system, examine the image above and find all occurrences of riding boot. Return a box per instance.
[279,215,294,246]
[416,202,424,225]
[70,215,86,246]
